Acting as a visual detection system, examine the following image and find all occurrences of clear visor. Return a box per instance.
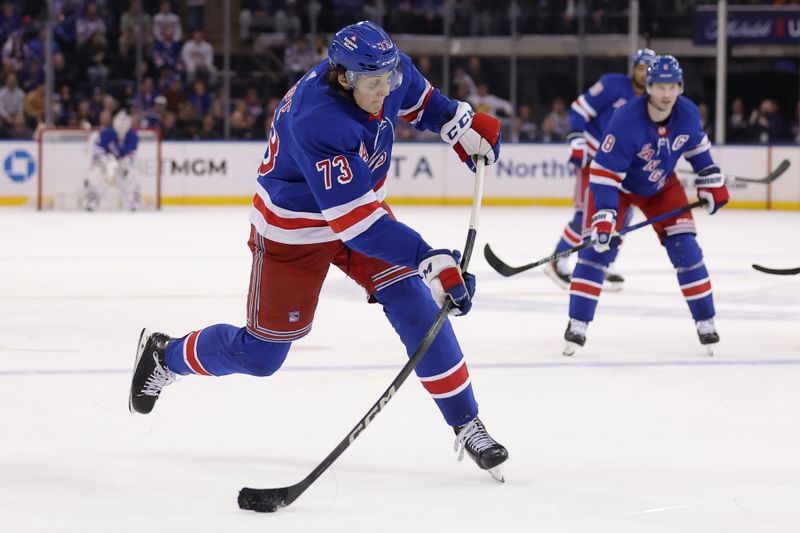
[345,63,403,93]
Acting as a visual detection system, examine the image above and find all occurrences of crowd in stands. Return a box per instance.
[0,0,797,145]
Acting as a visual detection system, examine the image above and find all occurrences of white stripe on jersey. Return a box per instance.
[683,134,711,159]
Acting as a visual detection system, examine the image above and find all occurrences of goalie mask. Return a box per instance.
[113,111,133,140]
[328,21,403,92]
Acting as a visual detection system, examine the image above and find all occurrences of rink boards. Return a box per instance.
[0,140,797,209]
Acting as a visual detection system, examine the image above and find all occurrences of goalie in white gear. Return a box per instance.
[83,111,141,211]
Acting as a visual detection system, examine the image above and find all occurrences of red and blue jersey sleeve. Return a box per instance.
[396,53,458,134]
[569,74,623,133]
[588,113,636,212]
[294,113,431,268]
[680,99,715,172]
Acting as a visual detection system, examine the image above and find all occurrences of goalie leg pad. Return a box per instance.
[375,276,478,427]
[165,325,290,377]
[664,234,715,321]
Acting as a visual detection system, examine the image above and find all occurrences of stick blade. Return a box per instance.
[765,159,791,183]
[483,243,521,277]
[238,487,289,513]
[752,264,800,276]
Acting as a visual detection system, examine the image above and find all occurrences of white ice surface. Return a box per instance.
[1,205,799,533]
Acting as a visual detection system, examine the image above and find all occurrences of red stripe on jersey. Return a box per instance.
[253,194,328,230]
[682,280,712,298]
[589,167,623,182]
[185,331,211,376]
[421,362,470,396]
[399,86,433,123]
[570,280,602,297]
[327,200,382,234]
[372,175,387,193]
[573,98,593,117]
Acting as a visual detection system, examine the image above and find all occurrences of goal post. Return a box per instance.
[36,127,162,210]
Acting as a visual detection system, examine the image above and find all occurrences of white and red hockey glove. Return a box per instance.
[590,209,617,253]
[440,101,501,172]
[695,166,729,215]
[418,249,476,316]
[566,132,587,175]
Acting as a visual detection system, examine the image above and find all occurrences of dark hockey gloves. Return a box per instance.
[440,101,501,172]
[418,249,475,316]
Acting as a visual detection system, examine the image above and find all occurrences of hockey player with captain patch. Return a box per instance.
[546,48,656,291]
[563,54,729,357]
[128,21,508,481]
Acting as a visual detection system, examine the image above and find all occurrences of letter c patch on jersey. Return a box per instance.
[672,134,689,151]
[601,134,616,153]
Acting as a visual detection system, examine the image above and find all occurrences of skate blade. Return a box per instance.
[562,341,579,357]
[487,465,505,483]
[128,328,150,413]
[704,344,715,357]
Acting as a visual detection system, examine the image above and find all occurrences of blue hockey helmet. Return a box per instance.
[328,21,403,91]
[647,55,683,86]
[631,47,656,66]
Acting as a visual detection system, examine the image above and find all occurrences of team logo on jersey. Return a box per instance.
[672,134,689,151]
[600,134,615,153]
[588,81,604,97]
[612,97,627,109]
[343,35,358,51]
[288,311,300,323]
[657,125,669,137]
[637,143,655,161]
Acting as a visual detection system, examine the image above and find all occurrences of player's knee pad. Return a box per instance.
[664,233,703,269]
[240,331,291,376]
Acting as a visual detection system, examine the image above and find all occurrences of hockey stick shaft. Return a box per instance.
[238,158,487,512]
[752,264,800,276]
[677,159,791,185]
[484,200,706,277]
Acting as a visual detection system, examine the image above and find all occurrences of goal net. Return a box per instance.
[36,127,162,210]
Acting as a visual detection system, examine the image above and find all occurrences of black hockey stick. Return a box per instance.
[752,264,800,276]
[677,159,791,185]
[238,158,487,513]
[484,199,706,277]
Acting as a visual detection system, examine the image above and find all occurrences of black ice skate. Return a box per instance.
[129,328,176,414]
[563,318,588,356]
[545,257,571,290]
[453,417,508,483]
[603,267,625,292]
[695,318,720,357]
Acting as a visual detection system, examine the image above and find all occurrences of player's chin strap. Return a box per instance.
[484,199,707,278]
[237,156,488,513]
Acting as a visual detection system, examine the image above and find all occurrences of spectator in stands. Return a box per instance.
[274,0,303,39]
[181,29,216,84]
[283,35,315,88]
[749,98,788,144]
[468,83,513,118]
[154,25,183,72]
[81,31,111,88]
[230,100,255,139]
[24,83,45,130]
[162,73,187,113]
[135,76,159,110]
[0,1,21,46]
[153,0,182,44]
[188,78,211,118]
[387,0,413,33]
[76,2,107,47]
[537,114,560,143]
[466,56,486,88]
[187,0,206,32]
[243,86,262,121]
[0,72,26,136]
[119,0,153,59]
[2,29,30,73]
[415,55,441,90]
[452,66,477,100]
[413,0,444,34]
[161,110,181,139]
[53,52,77,90]
[514,103,538,142]
[698,102,713,142]
[76,99,93,128]
[727,97,750,143]
[545,97,569,140]
[20,58,44,92]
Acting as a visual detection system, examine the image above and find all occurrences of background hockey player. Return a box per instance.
[563,55,729,356]
[83,110,140,211]
[128,21,508,480]
[546,48,656,290]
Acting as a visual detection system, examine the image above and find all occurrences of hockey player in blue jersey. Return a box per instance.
[83,110,140,211]
[563,55,729,357]
[546,48,656,290]
[128,21,508,480]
